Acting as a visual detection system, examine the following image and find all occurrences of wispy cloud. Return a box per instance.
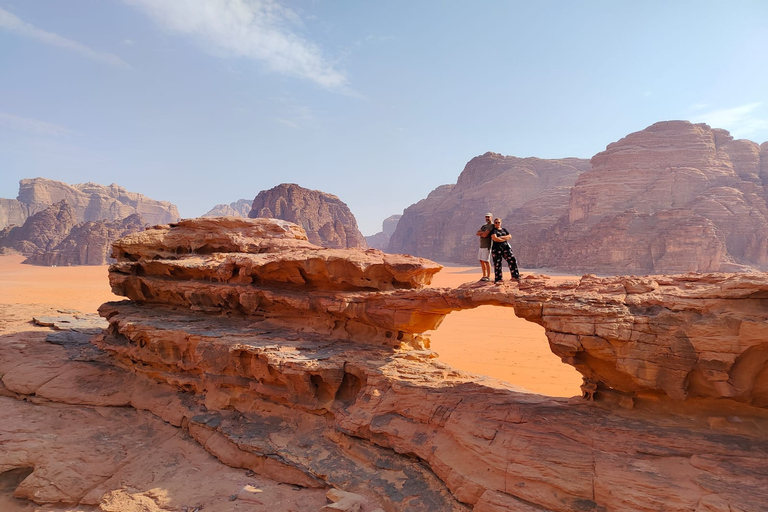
[691,102,768,140]
[271,95,315,129]
[0,111,74,136]
[123,0,347,90]
[0,7,129,68]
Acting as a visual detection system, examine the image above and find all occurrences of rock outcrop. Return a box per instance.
[0,201,148,265]
[248,183,367,249]
[203,198,252,218]
[38,216,762,512]
[0,200,79,255]
[23,214,146,266]
[532,121,768,273]
[387,154,590,263]
[388,122,768,274]
[0,178,180,231]
[365,214,402,250]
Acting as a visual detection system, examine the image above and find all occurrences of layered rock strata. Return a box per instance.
[14,178,180,226]
[388,121,768,273]
[85,217,768,511]
[387,153,590,263]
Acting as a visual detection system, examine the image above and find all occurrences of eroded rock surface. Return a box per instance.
[3,217,768,511]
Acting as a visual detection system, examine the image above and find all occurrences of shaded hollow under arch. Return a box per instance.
[426,304,583,397]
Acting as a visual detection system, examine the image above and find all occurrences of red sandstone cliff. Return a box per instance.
[248,183,367,249]
[0,178,179,234]
[536,121,768,272]
[389,122,768,273]
[387,153,590,263]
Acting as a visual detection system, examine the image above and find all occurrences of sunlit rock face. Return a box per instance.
[72,216,768,512]
[14,177,180,225]
[387,154,589,264]
[389,121,768,274]
[248,183,368,249]
[550,121,768,272]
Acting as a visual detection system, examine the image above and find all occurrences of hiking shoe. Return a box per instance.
[480,276,490,282]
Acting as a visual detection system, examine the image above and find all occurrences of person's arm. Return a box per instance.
[491,229,511,242]
[477,226,490,237]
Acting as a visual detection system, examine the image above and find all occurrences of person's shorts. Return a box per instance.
[478,248,491,261]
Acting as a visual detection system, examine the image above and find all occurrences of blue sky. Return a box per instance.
[1,1,767,235]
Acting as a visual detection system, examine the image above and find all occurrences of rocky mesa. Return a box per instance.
[3,217,765,511]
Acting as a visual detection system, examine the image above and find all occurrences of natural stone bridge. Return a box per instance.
[92,217,768,511]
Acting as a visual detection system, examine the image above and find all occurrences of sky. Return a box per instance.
[1,1,767,235]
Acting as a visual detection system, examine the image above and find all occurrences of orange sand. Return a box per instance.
[0,254,118,312]
[0,255,583,398]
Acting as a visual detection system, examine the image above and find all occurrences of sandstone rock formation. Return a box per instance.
[365,214,402,250]
[0,304,330,512]
[0,178,180,230]
[248,183,367,249]
[531,121,768,273]
[388,122,768,274]
[387,153,590,263]
[0,201,148,266]
[203,198,252,218]
[24,214,146,266]
[0,200,78,255]
[17,216,756,511]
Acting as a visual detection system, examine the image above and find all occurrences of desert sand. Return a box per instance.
[0,255,582,398]
[426,265,583,397]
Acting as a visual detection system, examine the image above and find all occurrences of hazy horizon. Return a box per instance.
[1,1,767,235]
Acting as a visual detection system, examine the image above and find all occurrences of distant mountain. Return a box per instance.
[388,154,589,263]
[0,200,79,255]
[248,183,367,249]
[388,121,768,273]
[365,214,402,250]
[0,177,179,230]
[0,200,147,265]
[202,199,252,218]
[24,214,146,266]
[0,178,177,265]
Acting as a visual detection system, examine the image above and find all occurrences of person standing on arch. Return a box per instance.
[489,217,521,284]
[476,212,494,282]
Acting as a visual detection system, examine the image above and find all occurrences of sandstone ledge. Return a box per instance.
[90,301,768,511]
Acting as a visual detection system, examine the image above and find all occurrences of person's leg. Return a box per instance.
[492,250,503,282]
[502,246,520,280]
[478,248,490,279]
[481,259,490,278]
